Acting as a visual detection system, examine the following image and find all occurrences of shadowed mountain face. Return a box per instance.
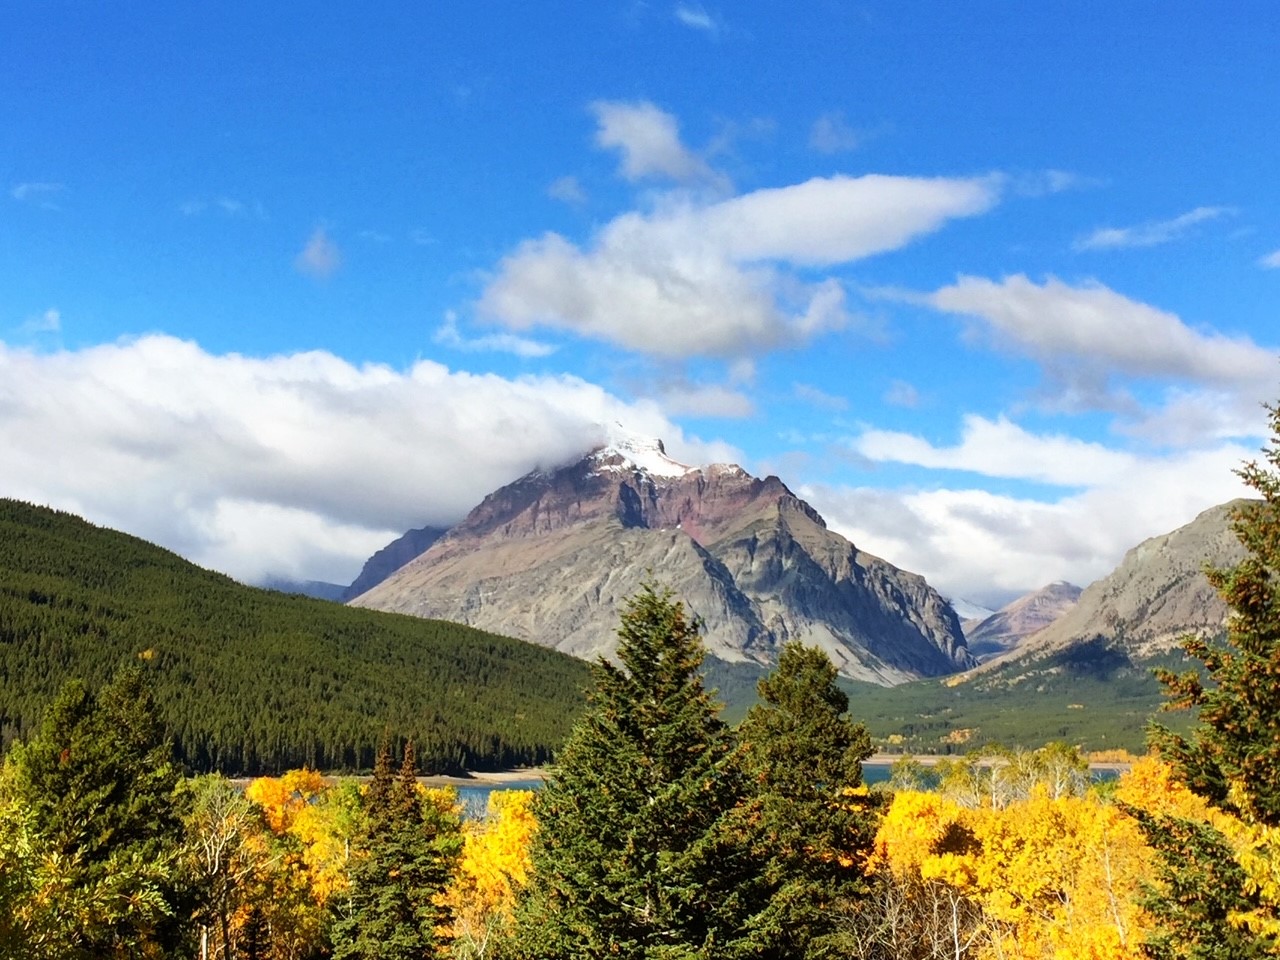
[964,581,1082,661]
[350,438,974,685]
[340,525,447,601]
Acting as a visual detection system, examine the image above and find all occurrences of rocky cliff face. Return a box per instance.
[964,581,1082,661]
[350,437,973,685]
[982,500,1249,671]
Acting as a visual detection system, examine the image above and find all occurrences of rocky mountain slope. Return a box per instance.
[980,500,1248,675]
[964,581,1082,661]
[350,436,973,685]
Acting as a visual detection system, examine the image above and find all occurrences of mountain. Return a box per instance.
[949,597,996,624]
[0,498,589,775]
[964,581,1082,661]
[987,500,1246,669]
[341,524,447,601]
[350,435,973,685]
[837,501,1250,755]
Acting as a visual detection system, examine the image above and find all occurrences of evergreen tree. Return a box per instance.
[1152,404,1280,826]
[512,583,749,959]
[727,642,878,959]
[1123,809,1271,960]
[332,740,463,960]
[1140,399,1280,953]
[0,667,189,958]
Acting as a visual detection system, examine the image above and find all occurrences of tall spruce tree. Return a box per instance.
[1139,399,1280,953]
[727,642,878,959]
[512,583,750,959]
[0,668,189,958]
[333,740,462,960]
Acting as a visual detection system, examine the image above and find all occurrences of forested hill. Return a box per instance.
[0,499,590,775]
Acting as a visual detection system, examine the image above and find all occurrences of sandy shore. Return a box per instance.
[418,767,548,788]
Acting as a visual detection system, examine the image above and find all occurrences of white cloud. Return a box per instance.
[1074,205,1233,250]
[481,174,999,358]
[927,274,1277,389]
[0,335,739,585]
[589,100,719,185]
[433,311,556,358]
[809,111,860,154]
[547,175,587,205]
[674,4,717,33]
[853,414,1136,488]
[295,227,342,279]
[1258,248,1280,269]
[804,440,1255,608]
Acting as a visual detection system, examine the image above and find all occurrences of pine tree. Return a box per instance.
[0,668,189,958]
[332,740,462,960]
[728,642,878,959]
[1140,399,1280,953]
[1152,404,1280,826]
[512,583,749,959]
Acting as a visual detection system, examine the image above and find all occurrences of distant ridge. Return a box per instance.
[987,500,1247,669]
[964,581,1082,661]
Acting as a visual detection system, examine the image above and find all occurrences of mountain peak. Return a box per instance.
[591,426,695,478]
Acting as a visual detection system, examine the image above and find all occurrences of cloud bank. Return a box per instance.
[0,336,737,585]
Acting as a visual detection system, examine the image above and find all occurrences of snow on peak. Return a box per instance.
[593,425,695,478]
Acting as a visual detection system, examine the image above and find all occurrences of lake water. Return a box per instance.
[454,768,896,819]
[455,762,1120,818]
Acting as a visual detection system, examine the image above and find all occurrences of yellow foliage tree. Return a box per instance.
[444,789,537,959]
[863,770,1157,960]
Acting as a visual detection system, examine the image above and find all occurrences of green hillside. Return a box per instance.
[710,638,1196,754]
[0,499,590,775]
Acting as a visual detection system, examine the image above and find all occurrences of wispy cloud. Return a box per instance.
[658,381,754,418]
[17,308,61,336]
[793,382,849,411]
[883,379,920,408]
[1011,169,1101,197]
[809,111,860,154]
[11,182,63,209]
[294,227,342,279]
[1074,205,1234,250]
[433,312,556,358]
[1258,248,1280,269]
[674,4,717,33]
[547,175,587,206]
[180,197,266,219]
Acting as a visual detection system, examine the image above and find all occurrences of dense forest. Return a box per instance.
[0,499,590,774]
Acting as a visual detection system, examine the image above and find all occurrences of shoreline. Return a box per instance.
[865,752,1133,772]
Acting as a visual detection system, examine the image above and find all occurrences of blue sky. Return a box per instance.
[3,2,1278,607]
